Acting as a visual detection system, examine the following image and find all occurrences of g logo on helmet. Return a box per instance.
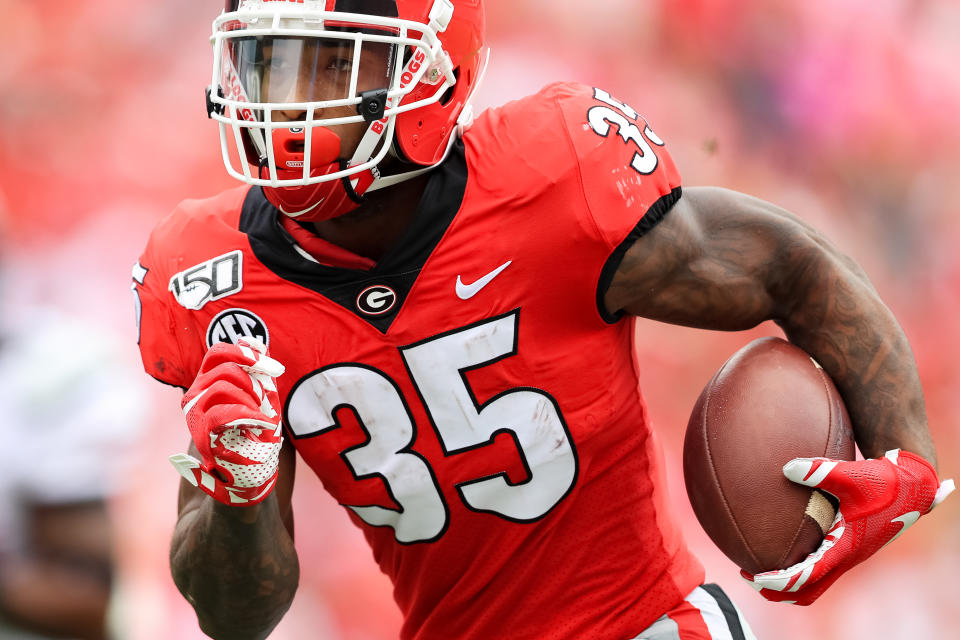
[356,285,397,316]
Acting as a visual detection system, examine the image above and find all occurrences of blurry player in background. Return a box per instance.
[132,1,952,638]
[0,307,146,640]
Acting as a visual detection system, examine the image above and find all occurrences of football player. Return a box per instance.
[132,1,953,638]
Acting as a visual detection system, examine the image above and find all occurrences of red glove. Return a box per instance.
[742,449,954,605]
[169,337,286,506]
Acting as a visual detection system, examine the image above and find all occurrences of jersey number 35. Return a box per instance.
[285,311,579,544]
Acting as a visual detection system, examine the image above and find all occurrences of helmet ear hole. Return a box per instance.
[439,68,460,107]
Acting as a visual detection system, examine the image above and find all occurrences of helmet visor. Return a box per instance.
[225,35,396,108]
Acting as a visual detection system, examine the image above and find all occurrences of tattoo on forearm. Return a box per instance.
[781,269,930,463]
[609,187,935,466]
[171,500,299,639]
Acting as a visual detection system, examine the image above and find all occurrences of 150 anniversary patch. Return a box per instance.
[169,250,243,311]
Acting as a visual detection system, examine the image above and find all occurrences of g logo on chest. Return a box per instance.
[356,285,397,316]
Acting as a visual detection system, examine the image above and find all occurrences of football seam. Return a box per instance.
[812,360,835,458]
[778,356,836,569]
[777,514,814,569]
[701,360,763,573]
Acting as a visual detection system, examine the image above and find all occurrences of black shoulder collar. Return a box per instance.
[240,141,468,333]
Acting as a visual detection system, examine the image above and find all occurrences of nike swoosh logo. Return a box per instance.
[279,198,324,218]
[883,511,921,549]
[181,387,210,416]
[456,260,512,300]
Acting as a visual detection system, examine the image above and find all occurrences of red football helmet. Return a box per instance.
[209,0,486,221]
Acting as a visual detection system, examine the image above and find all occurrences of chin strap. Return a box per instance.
[338,159,366,204]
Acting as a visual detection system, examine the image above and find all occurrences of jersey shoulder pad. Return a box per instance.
[142,185,251,277]
[467,82,681,250]
[464,82,585,197]
[134,185,250,388]
[553,82,682,248]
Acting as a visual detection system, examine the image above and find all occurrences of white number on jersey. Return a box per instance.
[587,87,665,175]
[285,311,579,543]
[401,313,577,521]
[286,365,448,543]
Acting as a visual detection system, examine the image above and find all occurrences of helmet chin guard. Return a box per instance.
[262,160,376,221]
[208,0,486,221]
[257,125,360,221]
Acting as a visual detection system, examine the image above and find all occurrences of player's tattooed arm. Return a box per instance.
[605,186,937,468]
[170,442,299,640]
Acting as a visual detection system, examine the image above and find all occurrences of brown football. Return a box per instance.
[682,337,856,575]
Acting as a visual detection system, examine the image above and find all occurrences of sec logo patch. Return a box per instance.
[356,285,397,316]
[206,308,269,348]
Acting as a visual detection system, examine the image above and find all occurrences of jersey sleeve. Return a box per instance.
[554,83,683,321]
[132,187,252,390]
[133,209,194,390]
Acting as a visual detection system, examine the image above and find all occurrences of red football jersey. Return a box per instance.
[134,82,704,639]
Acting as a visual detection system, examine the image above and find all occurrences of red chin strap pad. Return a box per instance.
[258,126,348,220]
[262,165,378,222]
[258,125,380,222]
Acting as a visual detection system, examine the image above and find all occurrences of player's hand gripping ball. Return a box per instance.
[170,337,286,506]
[684,337,954,605]
[743,449,954,605]
[684,338,857,575]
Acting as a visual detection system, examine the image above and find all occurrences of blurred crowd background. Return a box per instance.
[0,0,957,638]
